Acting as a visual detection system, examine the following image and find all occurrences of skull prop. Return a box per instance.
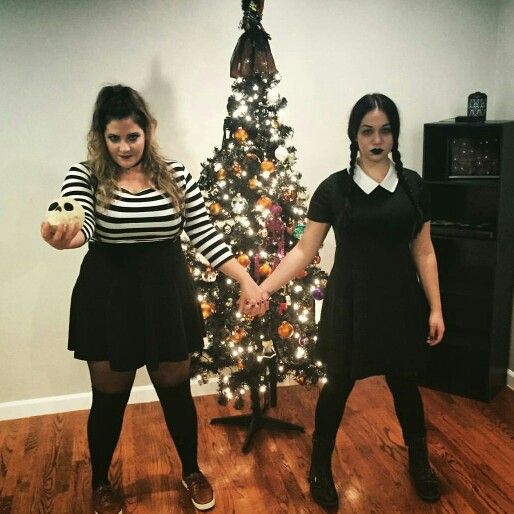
[46,197,85,228]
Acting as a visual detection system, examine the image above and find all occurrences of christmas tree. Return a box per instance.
[186,0,327,410]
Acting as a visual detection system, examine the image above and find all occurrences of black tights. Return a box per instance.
[87,359,198,490]
[314,373,426,445]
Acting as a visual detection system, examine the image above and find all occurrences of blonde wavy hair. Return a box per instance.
[86,84,184,212]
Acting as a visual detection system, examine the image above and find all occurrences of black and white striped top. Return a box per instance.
[61,160,234,268]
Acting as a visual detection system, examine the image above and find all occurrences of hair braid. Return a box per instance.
[393,147,424,237]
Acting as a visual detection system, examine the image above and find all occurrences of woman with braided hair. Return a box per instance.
[257,93,445,507]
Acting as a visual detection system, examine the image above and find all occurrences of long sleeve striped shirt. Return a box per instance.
[60,160,234,268]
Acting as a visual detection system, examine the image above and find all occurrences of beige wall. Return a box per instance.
[1,0,511,405]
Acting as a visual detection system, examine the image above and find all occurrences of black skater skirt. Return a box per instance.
[68,239,206,371]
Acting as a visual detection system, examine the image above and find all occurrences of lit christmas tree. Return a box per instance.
[186,0,327,415]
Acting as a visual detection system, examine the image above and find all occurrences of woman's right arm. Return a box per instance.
[259,220,330,295]
[41,163,96,250]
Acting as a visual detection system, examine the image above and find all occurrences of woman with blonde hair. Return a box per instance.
[41,84,266,513]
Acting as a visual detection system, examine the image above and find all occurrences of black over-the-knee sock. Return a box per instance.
[314,374,355,440]
[154,379,199,477]
[385,374,426,444]
[87,387,131,490]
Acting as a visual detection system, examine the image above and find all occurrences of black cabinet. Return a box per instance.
[419,120,514,401]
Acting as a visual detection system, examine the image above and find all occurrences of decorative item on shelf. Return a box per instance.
[449,137,500,178]
[278,320,294,339]
[467,92,487,122]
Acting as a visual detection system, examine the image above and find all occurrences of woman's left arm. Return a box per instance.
[411,222,445,345]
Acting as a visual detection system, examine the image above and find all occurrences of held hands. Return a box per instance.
[40,221,83,250]
[237,279,270,317]
[427,310,445,346]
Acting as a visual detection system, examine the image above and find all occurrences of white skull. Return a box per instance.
[46,197,85,227]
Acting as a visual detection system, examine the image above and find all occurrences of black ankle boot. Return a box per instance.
[408,437,440,502]
[308,435,338,507]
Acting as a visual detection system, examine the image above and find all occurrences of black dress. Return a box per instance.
[307,168,431,378]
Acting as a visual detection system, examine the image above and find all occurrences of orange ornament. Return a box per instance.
[312,255,321,265]
[248,177,259,189]
[234,127,248,142]
[256,195,273,210]
[209,202,222,216]
[260,160,276,173]
[278,321,294,339]
[237,253,251,267]
[259,262,272,277]
[200,301,215,319]
[216,168,226,180]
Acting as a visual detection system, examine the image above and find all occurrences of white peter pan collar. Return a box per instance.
[350,161,399,194]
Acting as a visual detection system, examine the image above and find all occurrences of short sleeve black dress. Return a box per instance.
[307,167,431,378]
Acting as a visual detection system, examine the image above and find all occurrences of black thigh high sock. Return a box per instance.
[87,387,131,490]
[385,374,426,444]
[154,379,199,477]
[314,373,356,440]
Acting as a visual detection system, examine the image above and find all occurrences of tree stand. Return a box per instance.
[210,357,304,453]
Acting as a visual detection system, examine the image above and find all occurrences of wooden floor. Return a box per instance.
[1,377,513,514]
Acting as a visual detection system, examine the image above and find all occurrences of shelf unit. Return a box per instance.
[419,120,514,401]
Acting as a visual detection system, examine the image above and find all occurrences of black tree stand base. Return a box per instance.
[210,358,304,453]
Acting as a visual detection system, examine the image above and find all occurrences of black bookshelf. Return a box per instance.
[419,120,514,401]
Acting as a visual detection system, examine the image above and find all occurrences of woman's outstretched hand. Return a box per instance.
[41,221,85,250]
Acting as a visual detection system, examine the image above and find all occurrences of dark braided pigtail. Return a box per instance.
[348,141,359,175]
[392,147,424,238]
[342,141,359,221]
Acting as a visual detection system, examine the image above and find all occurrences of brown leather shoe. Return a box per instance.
[92,483,124,514]
[181,471,215,511]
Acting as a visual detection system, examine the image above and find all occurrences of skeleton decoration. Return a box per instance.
[46,197,85,228]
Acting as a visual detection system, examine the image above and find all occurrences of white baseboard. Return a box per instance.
[0,378,218,422]
[0,376,295,422]
[507,368,514,390]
